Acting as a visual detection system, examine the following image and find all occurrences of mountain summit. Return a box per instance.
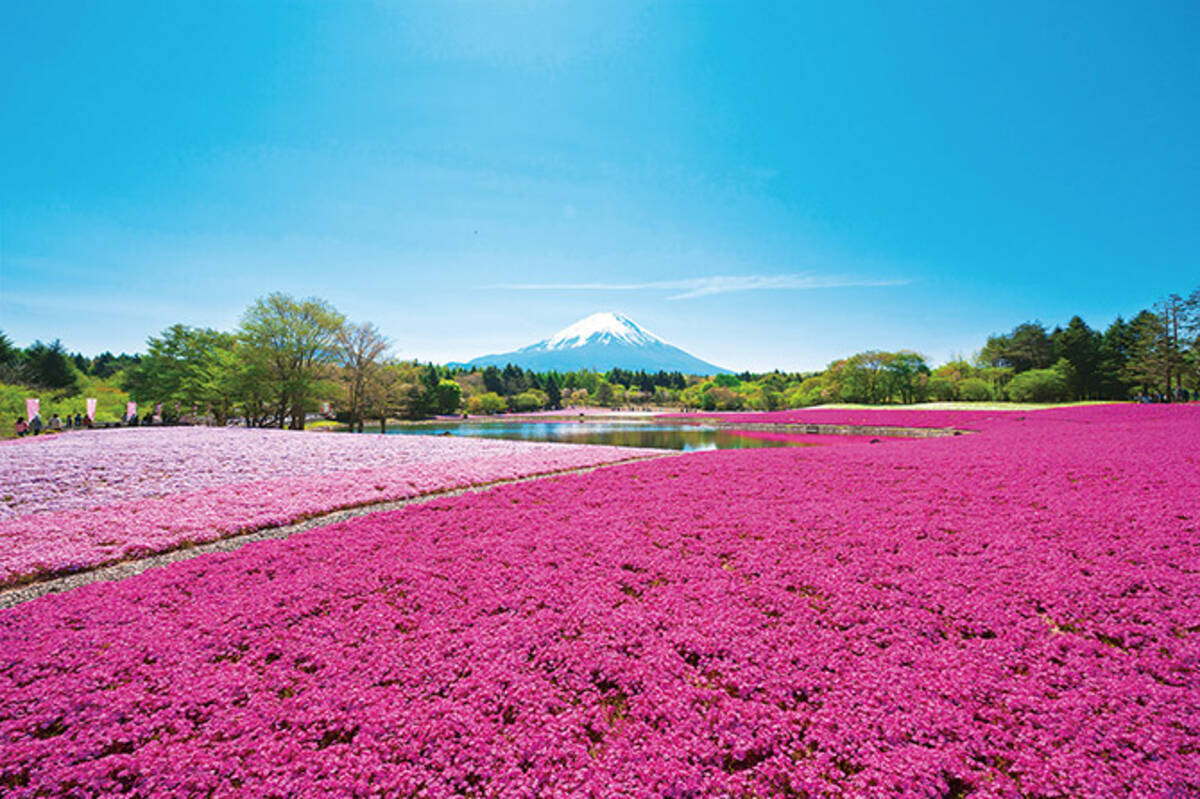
[454,312,732,374]
[534,312,659,351]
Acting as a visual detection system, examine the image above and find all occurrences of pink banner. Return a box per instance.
[25,398,39,421]
[86,398,97,420]
[126,402,137,420]
[155,403,163,417]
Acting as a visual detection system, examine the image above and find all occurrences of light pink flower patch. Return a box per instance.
[0,428,651,584]
[0,427,651,520]
[0,404,1196,795]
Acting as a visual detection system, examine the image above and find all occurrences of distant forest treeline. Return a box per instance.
[2,287,1197,434]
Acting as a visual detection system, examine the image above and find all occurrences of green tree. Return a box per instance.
[594,381,615,406]
[1183,288,1200,392]
[416,364,442,416]
[1125,304,1186,397]
[467,392,507,415]
[22,340,80,393]
[567,370,600,395]
[511,390,548,412]
[544,374,562,409]
[743,384,783,410]
[679,382,705,409]
[230,343,277,426]
[980,323,1054,373]
[90,351,140,379]
[927,359,980,401]
[1051,316,1101,399]
[926,376,957,401]
[240,293,345,429]
[501,363,528,395]
[1006,362,1070,402]
[835,351,894,404]
[199,343,256,424]
[360,360,411,431]
[336,322,389,432]
[785,375,831,407]
[0,332,17,367]
[482,366,505,395]
[434,379,463,414]
[882,351,929,404]
[956,377,993,401]
[376,361,426,421]
[1097,317,1135,399]
[0,331,21,383]
[702,385,742,410]
[978,366,1013,397]
[124,325,245,422]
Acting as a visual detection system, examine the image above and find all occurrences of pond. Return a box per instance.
[366,421,819,451]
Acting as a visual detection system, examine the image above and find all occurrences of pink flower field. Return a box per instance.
[0,428,653,586]
[660,407,1020,432]
[0,427,654,521]
[1,405,1198,796]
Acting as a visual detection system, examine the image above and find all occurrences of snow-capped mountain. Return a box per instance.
[533,312,660,351]
[453,312,732,374]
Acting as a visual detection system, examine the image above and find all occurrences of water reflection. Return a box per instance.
[364,421,819,451]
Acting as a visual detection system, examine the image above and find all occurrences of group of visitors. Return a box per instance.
[13,413,93,437]
[1136,388,1196,403]
[123,411,161,426]
[12,410,185,436]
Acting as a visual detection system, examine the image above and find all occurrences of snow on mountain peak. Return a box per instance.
[538,312,663,351]
[458,311,731,373]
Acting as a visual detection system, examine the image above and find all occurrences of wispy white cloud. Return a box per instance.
[492,273,910,300]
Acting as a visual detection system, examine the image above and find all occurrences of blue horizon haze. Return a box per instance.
[1,2,1197,371]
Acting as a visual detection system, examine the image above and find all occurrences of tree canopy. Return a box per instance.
[3,283,1197,439]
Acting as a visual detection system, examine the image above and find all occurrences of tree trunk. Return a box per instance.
[289,399,305,430]
[379,416,386,434]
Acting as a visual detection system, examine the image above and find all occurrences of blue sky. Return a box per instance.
[2,1,1197,371]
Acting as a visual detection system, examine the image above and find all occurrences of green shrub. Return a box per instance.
[927,376,957,401]
[956,377,993,402]
[1006,368,1069,402]
[466,392,507,415]
[510,390,548,412]
[701,386,742,411]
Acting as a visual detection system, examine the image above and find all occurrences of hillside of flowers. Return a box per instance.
[0,404,1196,796]
[0,428,651,587]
